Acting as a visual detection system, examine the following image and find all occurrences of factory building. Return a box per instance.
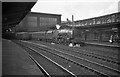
[14,12,61,32]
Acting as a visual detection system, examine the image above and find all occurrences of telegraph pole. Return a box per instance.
[72,15,74,39]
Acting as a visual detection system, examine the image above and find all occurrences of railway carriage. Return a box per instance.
[16,32,30,40]
[2,31,16,39]
[30,31,46,41]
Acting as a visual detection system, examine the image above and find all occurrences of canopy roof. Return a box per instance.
[2,1,37,31]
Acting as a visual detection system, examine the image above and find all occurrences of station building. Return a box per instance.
[73,12,120,43]
[14,12,61,32]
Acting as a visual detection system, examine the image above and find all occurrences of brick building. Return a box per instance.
[14,12,61,32]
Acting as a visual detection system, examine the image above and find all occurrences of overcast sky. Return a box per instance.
[31,0,120,21]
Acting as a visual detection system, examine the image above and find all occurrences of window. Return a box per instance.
[39,17,57,26]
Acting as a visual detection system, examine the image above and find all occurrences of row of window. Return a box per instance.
[75,13,120,26]
[27,16,57,26]
[39,17,57,24]
[39,17,57,26]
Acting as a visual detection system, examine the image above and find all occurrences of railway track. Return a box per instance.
[34,41,120,65]
[70,46,119,62]
[79,45,119,57]
[16,40,120,76]
[16,41,77,77]
[14,40,103,76]
[56,45,120,65]
[37,42,120,71]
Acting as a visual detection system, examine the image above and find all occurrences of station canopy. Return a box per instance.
[2,1,37,31]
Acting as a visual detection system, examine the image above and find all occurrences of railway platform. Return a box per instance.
[84,40,120,48]
[2,39,43,76]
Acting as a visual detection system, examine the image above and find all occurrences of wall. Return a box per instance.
[74,26,118,43]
